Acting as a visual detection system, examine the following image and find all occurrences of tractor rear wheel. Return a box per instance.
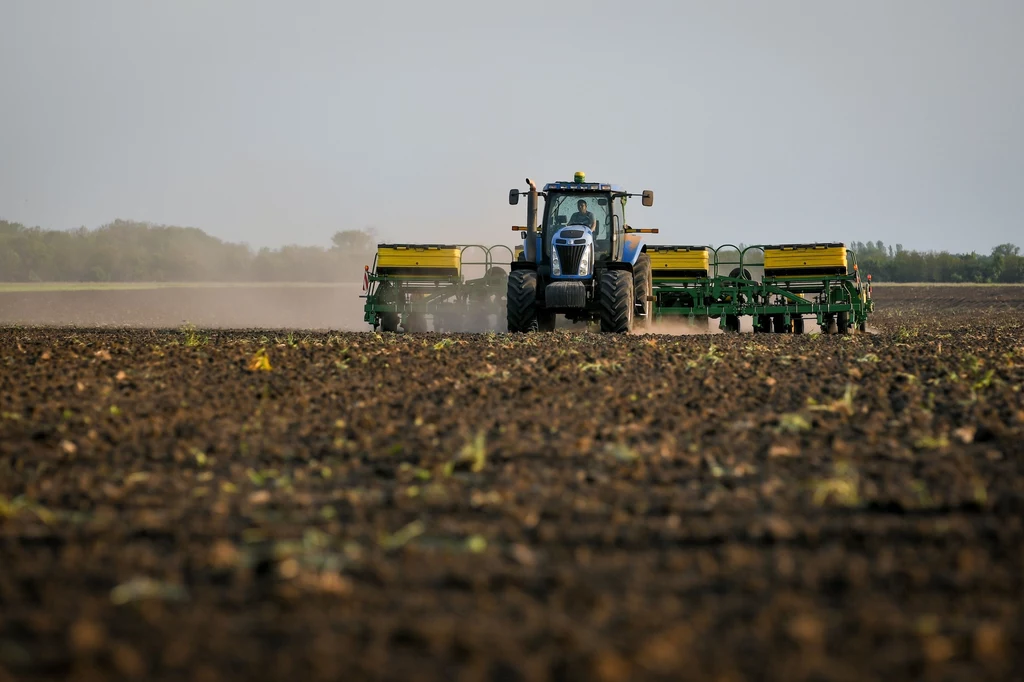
[506,270,539,332]
[633,253,653,330]
[599,269,634,333]
[728,267,753,281]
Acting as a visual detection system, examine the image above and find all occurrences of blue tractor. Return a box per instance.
[507,172,657,333]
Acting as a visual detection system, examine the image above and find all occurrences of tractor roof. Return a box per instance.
[543,181,624,192]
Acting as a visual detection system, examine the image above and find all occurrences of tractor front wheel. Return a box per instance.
[599,269,634,333]
[506,270,539,333]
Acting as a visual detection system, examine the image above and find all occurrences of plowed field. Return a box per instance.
[1,286,1023,681]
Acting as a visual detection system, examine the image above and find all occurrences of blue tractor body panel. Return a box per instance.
[622,234,645,266]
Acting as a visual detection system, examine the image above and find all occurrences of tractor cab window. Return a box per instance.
[543,193,612,258]
[611,195,626,260]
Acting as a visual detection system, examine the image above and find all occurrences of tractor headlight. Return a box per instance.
[551,247,561,276]
[578,245,591,276]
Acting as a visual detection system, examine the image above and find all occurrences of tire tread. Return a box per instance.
[599,270,633,333]
[507,270,538,332]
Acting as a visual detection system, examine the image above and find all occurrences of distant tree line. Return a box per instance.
[0,219,376,282]
[848,241,1024,283]
[1,219,1021,284]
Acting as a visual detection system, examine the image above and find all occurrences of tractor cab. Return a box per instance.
[541,185,619,277]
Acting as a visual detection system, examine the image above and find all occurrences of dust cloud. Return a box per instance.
[639,318,723,336]
[0,285,369,330]
[0,285,848,336]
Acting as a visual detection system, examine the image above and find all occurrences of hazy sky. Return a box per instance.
[2,0,1022,253]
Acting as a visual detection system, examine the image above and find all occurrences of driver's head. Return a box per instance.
[577,200,587,212]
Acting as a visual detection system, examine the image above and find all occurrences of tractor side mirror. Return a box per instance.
[520,231,526,240]
[509,189,520,205]
[642,190,654,207]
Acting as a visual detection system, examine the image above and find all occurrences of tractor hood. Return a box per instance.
[552,226,593,243]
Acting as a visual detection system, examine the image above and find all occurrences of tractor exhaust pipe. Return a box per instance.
[525,178,538,263]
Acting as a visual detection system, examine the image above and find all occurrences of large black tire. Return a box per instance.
[728,267,753,281]
[599,269,634,333]
[379,283,401,332]
[484,267,508,295]
[506,270,538,333]
[837,311,850,335]
[538,310,557,331]
[633,253,653,330]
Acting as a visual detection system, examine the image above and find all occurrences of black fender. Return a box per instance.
[601,261,634,273]
[510,261,538,272]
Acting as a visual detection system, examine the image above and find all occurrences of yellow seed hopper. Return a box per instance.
[763,243,848,277]
[648,245,710,279]
[375,244,462,278]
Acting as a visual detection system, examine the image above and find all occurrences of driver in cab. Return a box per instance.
[568,200,596,229]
